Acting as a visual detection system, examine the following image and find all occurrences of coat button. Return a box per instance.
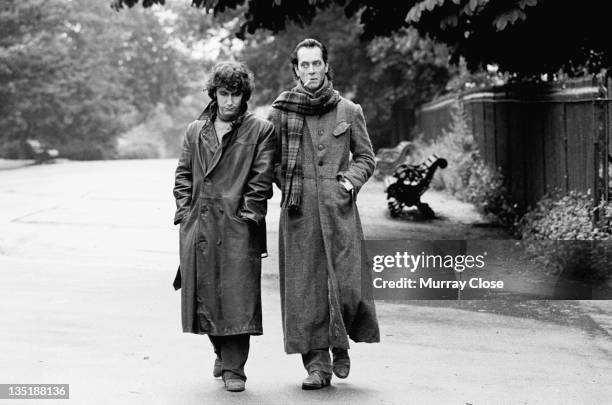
[318,161,323,166]
[318,144,324,150]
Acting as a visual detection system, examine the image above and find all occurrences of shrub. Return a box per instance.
[115,100,202,159]
[461,159,519,229]
[518,190,612,240]
[116,141,161,160]
[60,139,116,160]
[411,102,477,195]
[0,140,27,159]
[518,191,612,284]
[410,102,519,228]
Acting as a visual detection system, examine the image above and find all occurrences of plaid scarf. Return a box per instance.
[271,79,340,210]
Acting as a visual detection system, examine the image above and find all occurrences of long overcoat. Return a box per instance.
[173,105,275,336]
[269,97,381,354]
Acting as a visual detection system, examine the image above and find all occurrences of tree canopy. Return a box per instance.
[113,0,612,77]
[237,5,451,148]
[1,0,190,159]
[405,0,611,76]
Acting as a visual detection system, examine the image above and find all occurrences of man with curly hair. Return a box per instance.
[173,61,275,392]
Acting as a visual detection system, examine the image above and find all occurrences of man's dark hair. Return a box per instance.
[206,61,254,104]
[290,38,332,80]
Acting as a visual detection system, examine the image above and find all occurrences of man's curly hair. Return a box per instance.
[206,61,254,105]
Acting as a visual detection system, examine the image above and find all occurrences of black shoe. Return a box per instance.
[332,349,350,379]
[301,371,331,390]
[213,356,222,378]
[224,378,245,392]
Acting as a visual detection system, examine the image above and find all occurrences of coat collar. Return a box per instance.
[195,101,252,178]
[198,100,248,130]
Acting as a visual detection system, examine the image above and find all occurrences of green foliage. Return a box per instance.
[518,191,612,284]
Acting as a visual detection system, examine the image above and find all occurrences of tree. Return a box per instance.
[404,0,612,76]
[1,0,189,159]
[237,6,451,148]
[363,28,451,146]
[113,0,612,77]
[112,0,340,39]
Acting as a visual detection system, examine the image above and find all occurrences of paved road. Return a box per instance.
[0,159,611,405]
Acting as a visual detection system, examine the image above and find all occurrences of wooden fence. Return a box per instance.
[415,76,611,210]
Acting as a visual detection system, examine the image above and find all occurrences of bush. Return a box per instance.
[410,102,519,228]
[461,159,519,229]
[519,190,612,240]
[0,140,27,159]
[518,191,612,284]
[60,140,116,160]
[411,102,477,195]
[115,100,202,160]
[116,140,161,160]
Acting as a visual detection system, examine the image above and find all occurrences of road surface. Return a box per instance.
[0,159,611,404]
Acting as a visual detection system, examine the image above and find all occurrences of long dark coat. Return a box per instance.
[269,97,381,354]
[173,105,275,335]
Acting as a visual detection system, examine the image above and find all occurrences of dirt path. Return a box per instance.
[357,179,511,240]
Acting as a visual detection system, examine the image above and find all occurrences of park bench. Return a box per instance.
[24,139,59,164]
[373,140,413,180]
[384,154,448,219]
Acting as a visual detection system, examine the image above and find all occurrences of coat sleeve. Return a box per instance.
[340,104,375,194]
[267,108,283,191]
[238,121,276,225]
[173,123,194,225]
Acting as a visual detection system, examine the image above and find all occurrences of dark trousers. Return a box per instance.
[302,348,332,376]
[209,334,250,381]
[302,347,348,376]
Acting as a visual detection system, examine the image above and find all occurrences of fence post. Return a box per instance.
[606,78,611,203]
[593,74,609,224]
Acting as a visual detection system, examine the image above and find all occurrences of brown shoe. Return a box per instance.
[213,356,222,378]
[332,349,350,379]
[224,378,245,392]
[301,371,331,390]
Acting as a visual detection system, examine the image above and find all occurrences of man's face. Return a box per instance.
[215,87,243,121]
[294,46,328,92]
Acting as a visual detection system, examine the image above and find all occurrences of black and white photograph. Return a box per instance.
[1,0,611,404]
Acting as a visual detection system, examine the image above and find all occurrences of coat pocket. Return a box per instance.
[335,180,353,211]
[332,121,351,137]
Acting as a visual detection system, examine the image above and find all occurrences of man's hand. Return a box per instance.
[340,178,354,192]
